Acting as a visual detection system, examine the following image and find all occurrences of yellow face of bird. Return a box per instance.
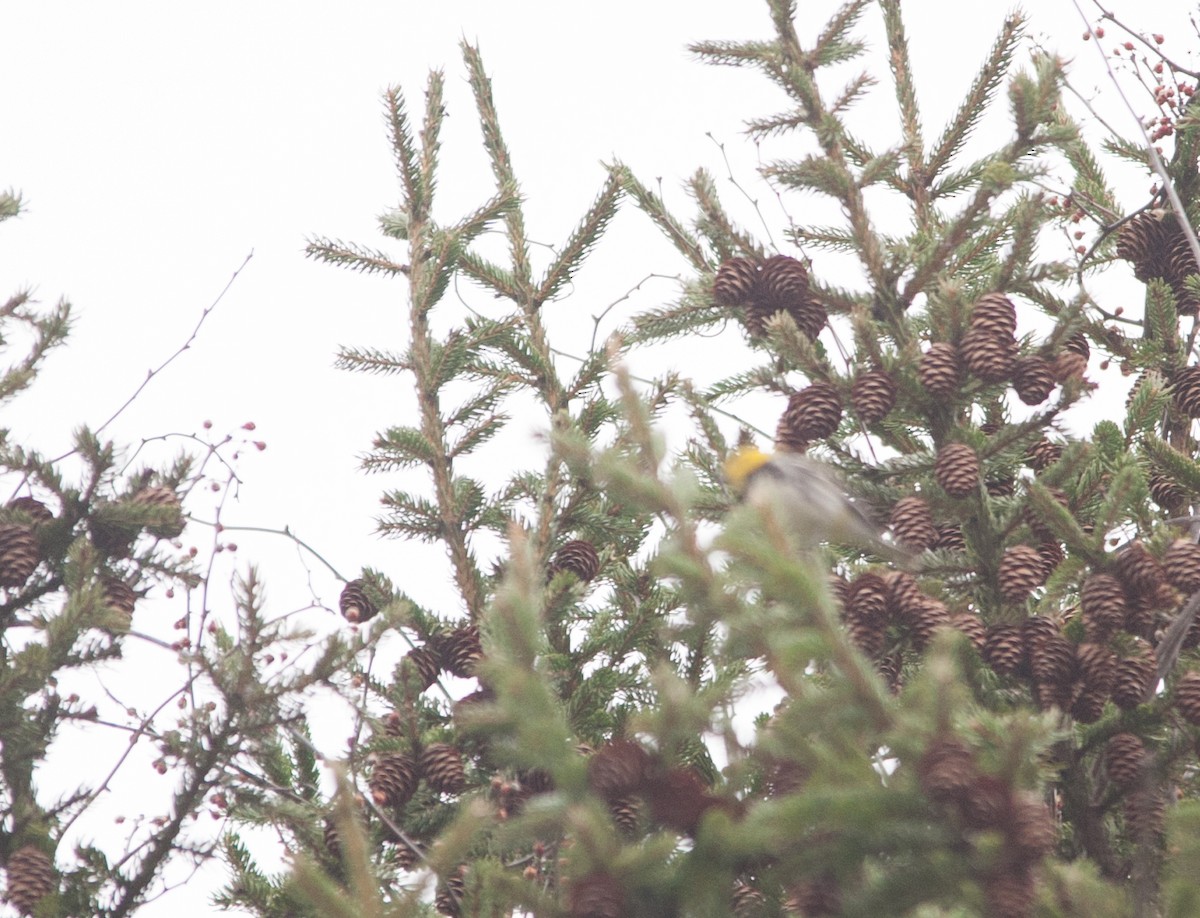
[723,446,772,497]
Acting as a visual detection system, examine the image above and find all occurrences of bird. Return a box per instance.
[723,445,917,568]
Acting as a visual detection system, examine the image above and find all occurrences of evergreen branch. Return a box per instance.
[610,162,710,271]
[461,40,532,287]
[0,188,21,221]
[926,13,1024,179]
[333,345,412,376]
[687,168,765,262]
[420,69,446,208]
[811,0,872,67]
[369,425,441,469]
[304,238,407,276]
[689,39,783,76]
[879,0,926,188]
[536,173,622,304]
[457,250,523,300]
[382,86,424,220]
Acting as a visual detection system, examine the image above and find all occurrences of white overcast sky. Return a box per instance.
[0,1,1192,914]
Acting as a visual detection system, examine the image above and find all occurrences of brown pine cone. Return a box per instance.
[6,496,52,524]
[134,486,186,538]
[918,737,976,805]
[1025,438,1063,472]
[398,645,442,692]
[4,845,54,917]
[844,614,886,658]
[713,256,760,306]
[435,865,469,917]
[1171,366,1200,418]
[918,343,963,398]
[369,752,419,807]
[1124,787,1167,842]
[1028,630,1076,687]
[982,866,1036,918]
[731,879,767,918]
[101,576,138,621]
[1149,470,1187,513]
[787,293,829,339]
[950,612,987,653]
[884,571,924,621]
[888,496,937,552]
[420,742,468,794]
[1076,642,1118,693]
[1024,487,1068,542]
[909,596,952,649]
[587,740,652,800]
[569,872,626,918]
[961,326,1017,383]
[934,442,980,499]
[1112,645,1157,710]
[933,524,966,552]
[998,545,1047,603]
[438,624,484,678]
[1115,541,1166,596]
[846,573,890,623]
[609,795,641,836]
[1174,671,1200,725]
[779,382,843,442]
[1011,355,1056,405]
[0,524,39,589]
[1071,685,1109,724]
[850,369,898,424]
[1053,333,1090,383]
[759,254,809,307]
[339,579,379,623]
[983,624,1027,676]
[1164,539,1200,592]
[961,773,1013,829]
[1116,211,1171,281]
[551,539,601,582]
[1008,793,1057,861]
[1105,732,1147,789]
[971,292,1018,337]
[1080,573,1127,640]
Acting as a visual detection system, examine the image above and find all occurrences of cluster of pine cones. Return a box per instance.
[1117,210,1200,314]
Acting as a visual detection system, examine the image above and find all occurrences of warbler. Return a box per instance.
[724,446,916,567]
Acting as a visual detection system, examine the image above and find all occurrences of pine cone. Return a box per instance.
[420,742,468,794]
[642,766,723,834]
[787,293,829,339]
[759,254,809,307]
[101,576,137,621]
[439,624,483,678]
[982,865,1036,918]
[844,613,885,658]
[339,579,379,623]
[984,624,1027,676]
[1076,642,1118,694]
[918,343,963,398]
[1024,487,1067,542]
[1036,541,1065,579]
[435,866,468,917]
[888,496,937,552]
[1116,211,1171,280]
[1011,355,1056,405]
[1105,732,1147,789]
[884,571,924,621]
[846,573,889,623]
[1174,671,1200,725]
[569,872,626,918]
[1112,646,1157,710]
[933,524,966,552]
[398,645,442,692]
[1028,630,1076,687]
[1025,438,1063,472]
[1053,333,1090,383]
[850,369,898,424]
[89,505,138,558]
[918,737,976,805]
[731,880,767,918]
[909,596,952,649]
[1164,540,1200,592]
[779,383,842,442]
[369,752,419,807]
[0,524,38,589]
[1149,470,1187,513]
[934,443,980,498]
[1124,787,1167,842]
[961,326,1017,383]
[1167,233,1200,313]
[609,795,641,836]
[950,612,987,653]
[1171,366,1200,417]
[1080,573,1127,640]
[1008,793,1057,861]
[1071,685,1109,724]
[713,256,760,306]
[587,740,652,800]
[4,845,53,916]
[6,497,52,524]
[998,545,1047,603]
[550,539,601,582]
[971,292,1018,336]
[1114,541,1166,594]
[785,874,841,917]
[134,486,185,538]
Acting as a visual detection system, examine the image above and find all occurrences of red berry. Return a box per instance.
[1154,34,1164,44]
[242,421,256,430]
[1096,26,1105,37]
[1124,41,1134,51]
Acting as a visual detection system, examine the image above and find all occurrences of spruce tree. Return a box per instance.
[188,2,1200,916]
